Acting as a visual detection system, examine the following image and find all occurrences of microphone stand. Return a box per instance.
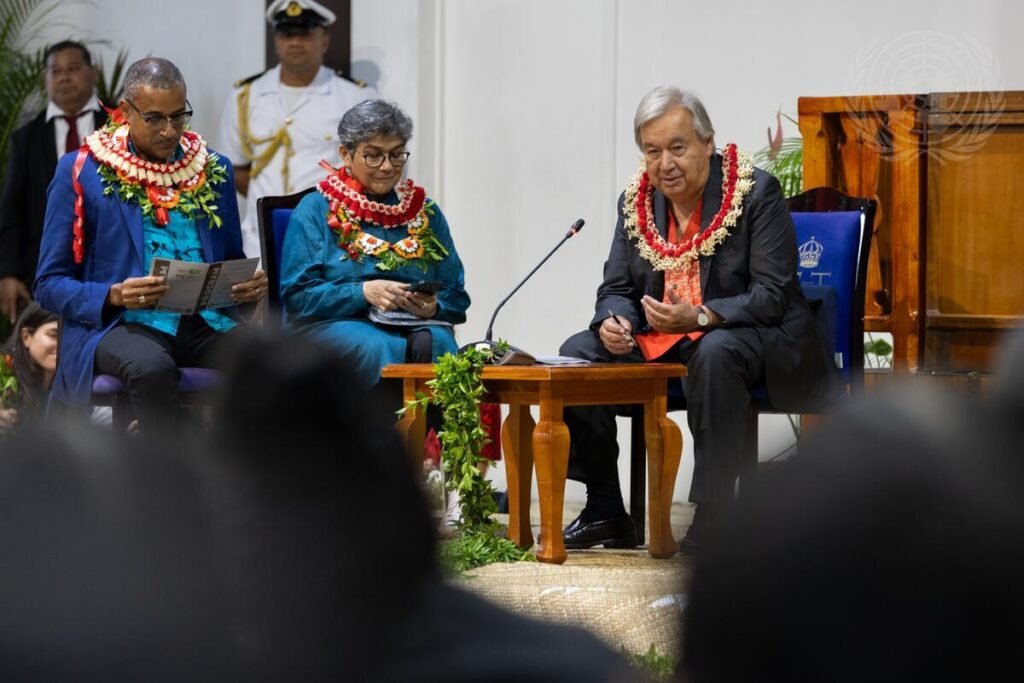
[462,219,585,365]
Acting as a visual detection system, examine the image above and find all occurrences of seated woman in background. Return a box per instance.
[1,303,58,433]
[280,99,470,392]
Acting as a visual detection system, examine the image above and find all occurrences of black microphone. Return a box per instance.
[463,218,585,365]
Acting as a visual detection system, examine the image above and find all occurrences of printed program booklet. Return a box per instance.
[148,257,260,315]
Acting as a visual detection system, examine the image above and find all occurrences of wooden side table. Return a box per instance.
[381,363,685,564]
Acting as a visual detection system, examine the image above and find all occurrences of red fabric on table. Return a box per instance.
[422,403,502,463]
[479,402,502,461]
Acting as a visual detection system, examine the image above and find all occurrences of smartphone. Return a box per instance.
[410,280,443,295]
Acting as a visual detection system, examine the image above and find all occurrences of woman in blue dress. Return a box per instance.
[280,99,470,388]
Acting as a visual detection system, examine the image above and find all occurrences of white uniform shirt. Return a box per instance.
[219,65,373,259]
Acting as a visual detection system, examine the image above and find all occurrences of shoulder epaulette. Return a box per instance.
[333,69,367,88]
[233,70,268,89]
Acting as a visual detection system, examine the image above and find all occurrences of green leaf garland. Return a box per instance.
[97,152,227,228]
[401,341,535,572]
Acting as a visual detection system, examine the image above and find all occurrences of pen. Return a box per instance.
[608,310,635,346]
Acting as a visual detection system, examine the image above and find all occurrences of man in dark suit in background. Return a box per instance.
[559,86,839,553]
[0,40,106,324]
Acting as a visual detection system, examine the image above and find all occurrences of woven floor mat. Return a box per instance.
[456,549,692,658]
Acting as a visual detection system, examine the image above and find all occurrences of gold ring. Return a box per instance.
[138,294,146,305]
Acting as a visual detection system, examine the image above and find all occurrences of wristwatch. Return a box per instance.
[696,306,711,329]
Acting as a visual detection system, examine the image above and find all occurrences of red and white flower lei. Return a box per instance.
[70,117,227,263]
[317,168,425,228]
[623,143,755,271]
[316,167,445,272]
[83,122,225,229]
[86,125,208,188]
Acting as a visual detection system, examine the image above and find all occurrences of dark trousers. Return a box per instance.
[559,326,765,508]
[373,329,441,427]
[94,316,239,432]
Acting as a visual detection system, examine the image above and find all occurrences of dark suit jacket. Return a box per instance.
[593,153,839,412]
[0,108,108,283]
[34,148,245,407]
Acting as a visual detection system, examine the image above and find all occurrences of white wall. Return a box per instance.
[27,0,1024,504]
[24,0,264,148]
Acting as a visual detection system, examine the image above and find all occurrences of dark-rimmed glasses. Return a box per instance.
[362,150,411,168]
[124,98,193,130]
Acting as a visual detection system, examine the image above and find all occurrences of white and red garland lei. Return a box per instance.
[316,166,447,272]
[71,113,227,263]
[86,118,225,226]
[623,143,755,272]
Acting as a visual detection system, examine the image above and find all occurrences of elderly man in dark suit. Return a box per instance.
[0,40,107,324]
[559,86,840,553]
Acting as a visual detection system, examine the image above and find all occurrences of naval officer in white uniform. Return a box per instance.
[219,0,373,260]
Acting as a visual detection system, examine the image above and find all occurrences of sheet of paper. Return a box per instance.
[201,258,260,310]
[149,257,259,314]
[150,259,209,314]
[534,355,591,366]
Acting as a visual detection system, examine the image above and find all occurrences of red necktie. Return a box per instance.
[63,113,82,154]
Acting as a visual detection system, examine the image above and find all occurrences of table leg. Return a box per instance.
[534,398,570,564]
[393,378,427,468]
[502,404,535,548]
[645,395,682,558]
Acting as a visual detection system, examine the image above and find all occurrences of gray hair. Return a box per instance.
[122,58,186,100]
[633,86,715,148]
[337,99,413,150]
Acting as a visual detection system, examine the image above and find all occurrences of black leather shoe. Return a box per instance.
[678,526,700,555]
[563,512,638,549]
[678,503,720,555]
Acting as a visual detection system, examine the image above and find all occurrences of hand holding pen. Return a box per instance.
[599,309,636,355]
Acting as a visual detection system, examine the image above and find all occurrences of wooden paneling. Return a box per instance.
[800,90,1024,379]
[924,91,1024,372]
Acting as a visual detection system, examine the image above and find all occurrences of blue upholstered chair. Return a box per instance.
[91,367,223,433]
[628,187,876,543]
[257,188,314,320]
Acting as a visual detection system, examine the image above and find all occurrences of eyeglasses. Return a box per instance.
[362,150,411,169]
[124,98,194,130]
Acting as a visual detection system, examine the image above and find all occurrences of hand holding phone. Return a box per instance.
[409,280,443,295]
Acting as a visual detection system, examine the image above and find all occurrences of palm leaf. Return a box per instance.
[96,46,129,106]
[0,44,45,178]
[753,137,804,198]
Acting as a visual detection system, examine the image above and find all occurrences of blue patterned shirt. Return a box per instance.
[123,143,236,335]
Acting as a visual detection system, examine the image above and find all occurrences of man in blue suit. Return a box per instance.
[34,58,268,432]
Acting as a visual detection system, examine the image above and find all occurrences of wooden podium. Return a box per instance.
[799,91,1024,384]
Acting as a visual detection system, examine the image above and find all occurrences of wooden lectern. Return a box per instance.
[799,91,1024,387]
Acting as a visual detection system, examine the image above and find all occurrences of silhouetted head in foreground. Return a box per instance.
[0,423,230,679]
[210,331,636,682]
[0,332,437,680]
[206,330,437,680]
[681,375,1024,681]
